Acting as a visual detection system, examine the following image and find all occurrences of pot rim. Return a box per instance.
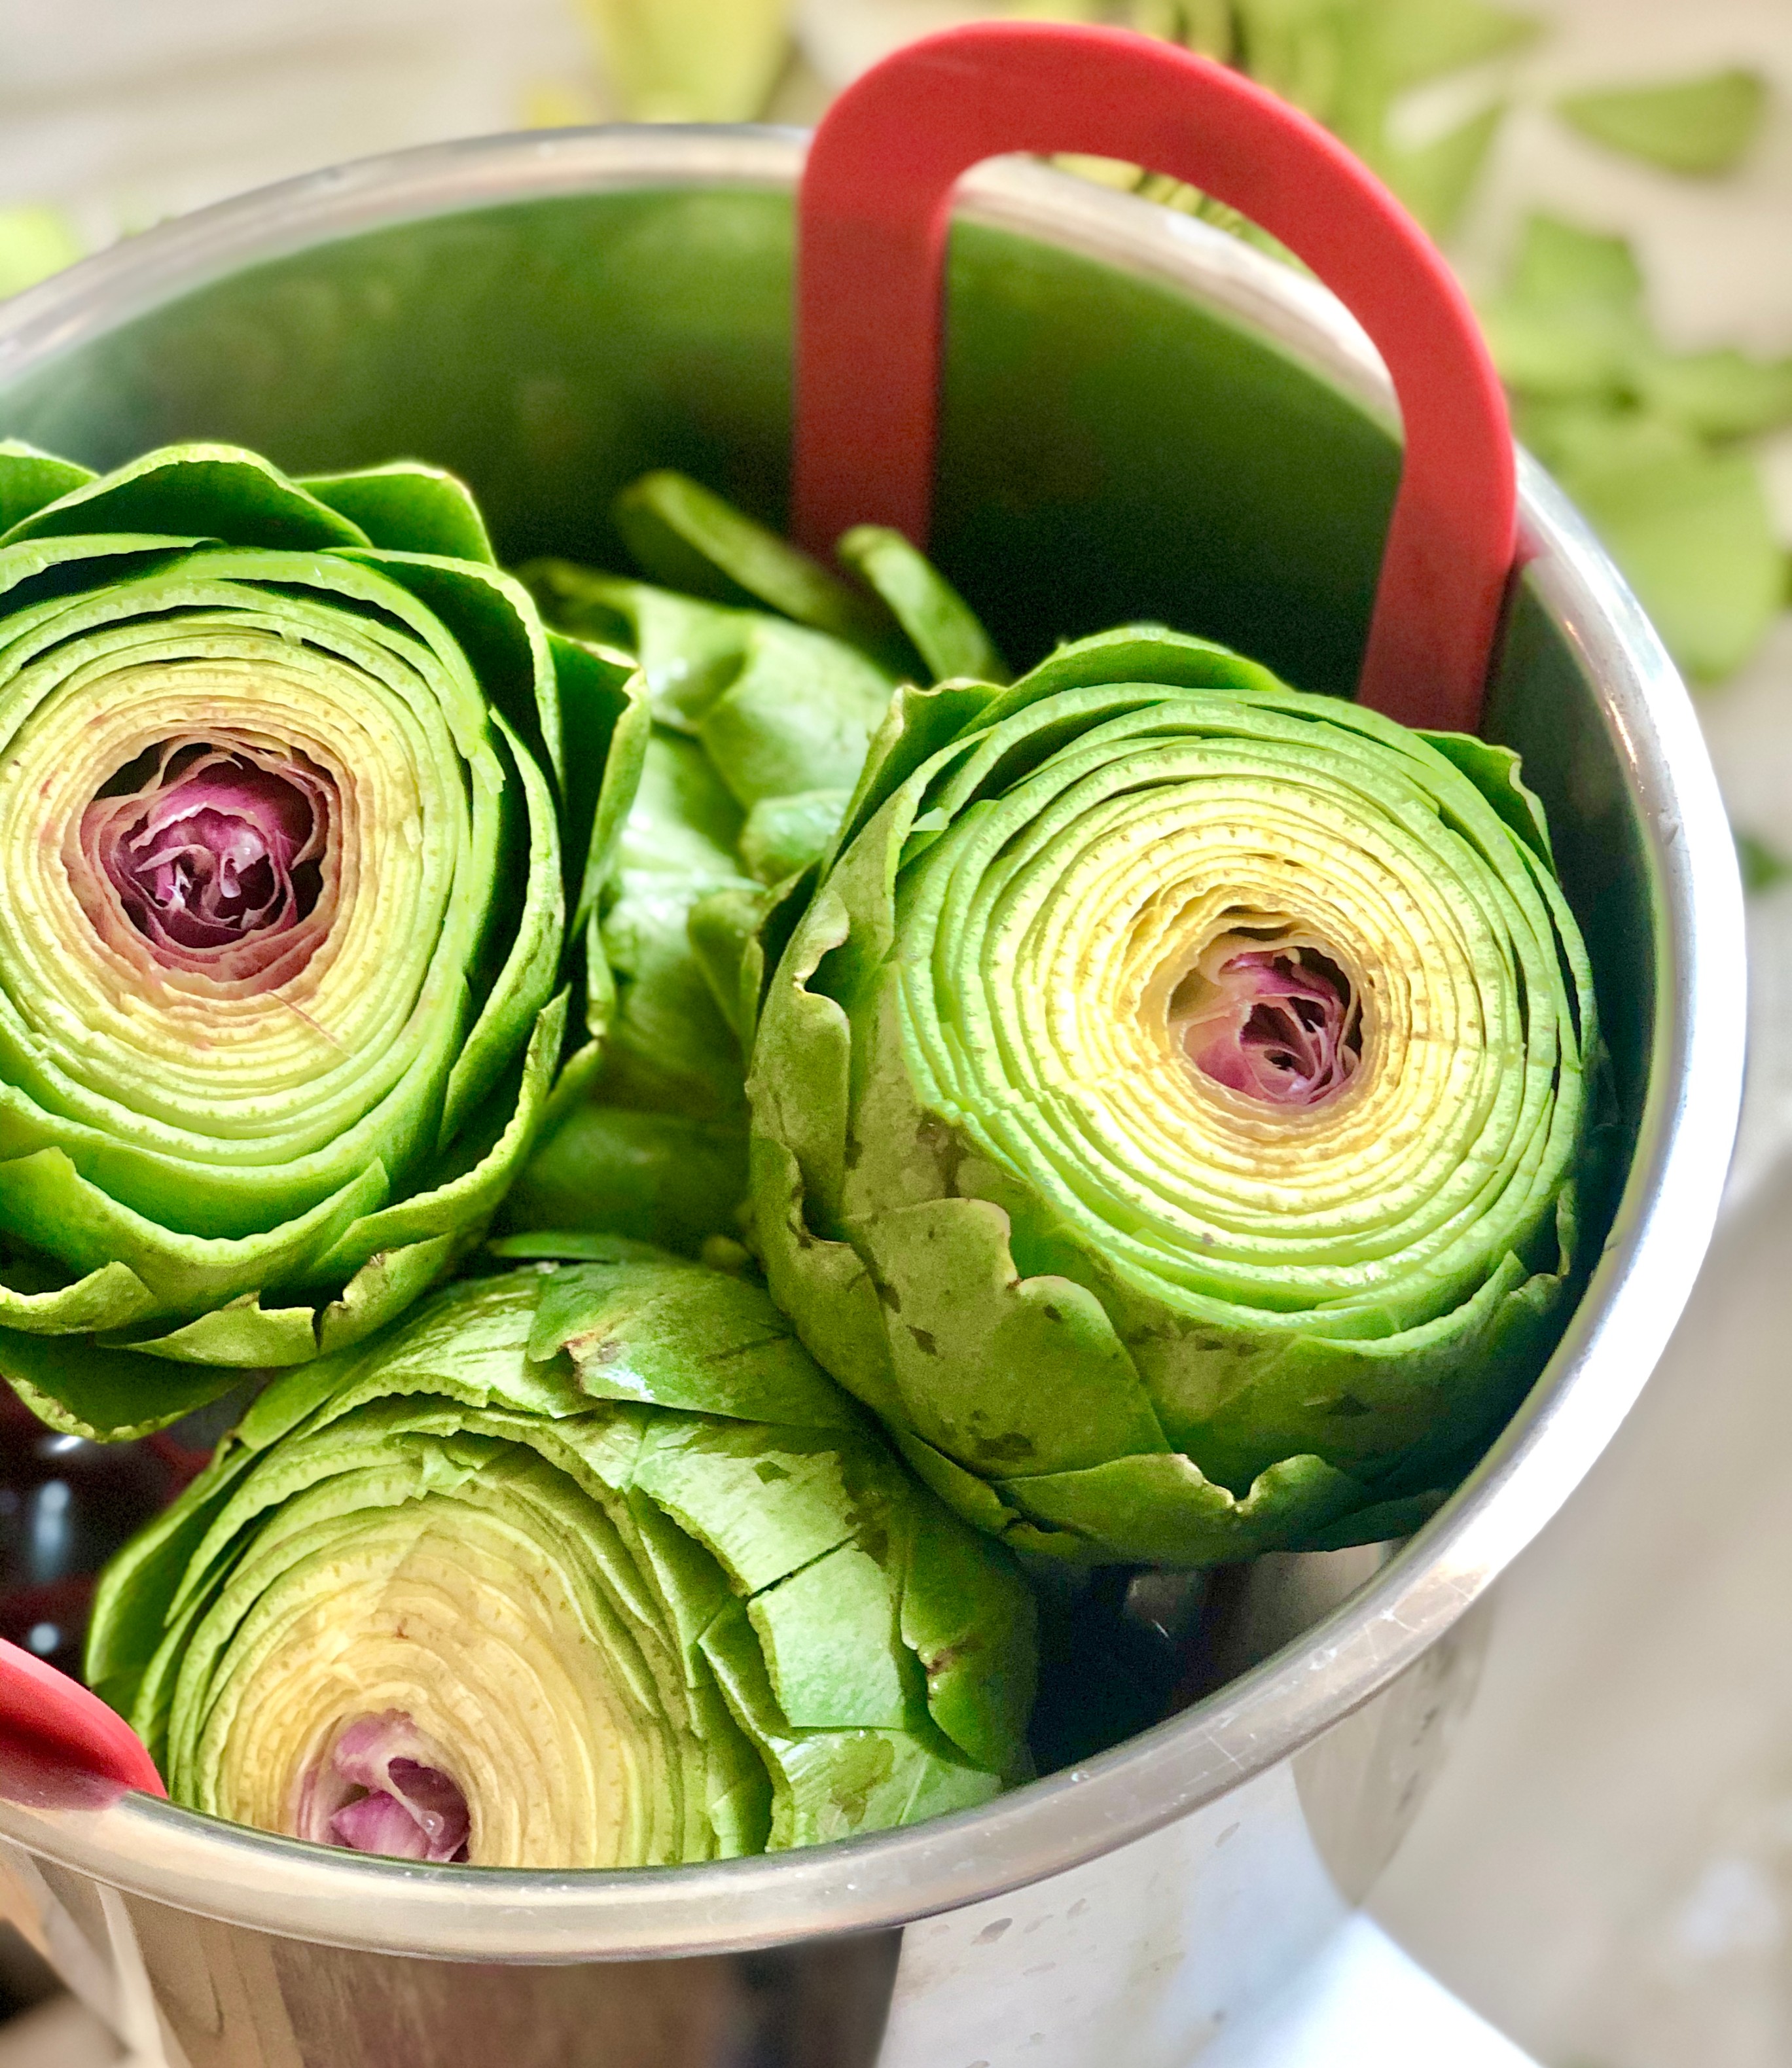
[0,124,1744,1961]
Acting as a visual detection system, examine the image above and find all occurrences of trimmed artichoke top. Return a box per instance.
[86,1235,1036,1868]
[749,627,1602,1565]
[0,442,644,1440]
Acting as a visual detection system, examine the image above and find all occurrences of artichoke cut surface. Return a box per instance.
[0,441,645,1437]
[750,628,1602,1564]
[86,1236,1036,1868]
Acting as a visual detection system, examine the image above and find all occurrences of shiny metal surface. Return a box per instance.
[0,126,1743,1973]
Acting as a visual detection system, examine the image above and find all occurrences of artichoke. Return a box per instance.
[511,472,1004,1257]
[86,1234,1036,1866]
[750,628,1600,1564]
[0,441,644,1439]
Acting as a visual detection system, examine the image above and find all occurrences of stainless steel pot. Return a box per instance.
[0,126,1743,2068]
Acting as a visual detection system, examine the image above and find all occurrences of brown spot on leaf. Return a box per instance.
[922,1635,980,1681]
[916,1114,965,1196]
[567,1332,624,1365]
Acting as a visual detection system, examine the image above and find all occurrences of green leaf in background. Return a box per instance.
[1737,830,1792,895]
[1375,100,1509,242]
[1363,0,1537,92]
[1508,211,1645,310]
[1486,215,1791,685]
[1558,68,1769,177]
[1478,217,1649,400]
[1636,350,1792,442]
[1016,0,1537,234]
[1016,0,1233,58]
[574,0,793,120]
[1556,435,1783,684]
[1242,0,1539,232]
[0,205,82,300]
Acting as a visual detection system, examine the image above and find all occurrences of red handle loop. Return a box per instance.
[793,20,1516,732]
[0,1638,165,1798]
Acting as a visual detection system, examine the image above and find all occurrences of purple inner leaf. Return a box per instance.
[296,1710,470,1865]
[74,738,338,989]
[1177,943,1361,1107]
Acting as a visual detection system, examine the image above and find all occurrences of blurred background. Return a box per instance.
[0,2,1786,2063]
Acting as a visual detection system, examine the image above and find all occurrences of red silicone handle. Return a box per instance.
[0,1638,165,1797]
[792,20,1516,733]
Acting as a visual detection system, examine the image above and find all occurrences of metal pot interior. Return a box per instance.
[0,127,1738,1953]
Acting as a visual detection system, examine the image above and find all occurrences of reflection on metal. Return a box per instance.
[0,123,1743,2065]
[1294,1596,1492,1906]
[879,1762,1350,2068]
[1198,1914,1536,2066]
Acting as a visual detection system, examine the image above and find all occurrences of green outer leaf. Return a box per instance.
[0,1259,154,1335]
[693,620,895,809]
[738,790,849,887]
[689,882,771,1041]
[999,1452,1369,1566]
[300,463,495,563]
[596,868,749,1121]
[0,444,370,552]
[747,1542,916,1730]
[1420,731,1554,864]
[86,1253,1035,1861]
[556,641,651,935]
[856,1196,1171,1475]
[622,729,744,874]
[614,471,915,675]
[522,565,749,732]
[529,1256,861,1427]
[1558,68,1768,176]
[501,1102,749,1258]
[0,441,95,533]
[897,1501,1037,1774]
[835,527,1009,685]
[347,547,563,787]
[317,1235,461,1357]
[116,1297,321,1369]
[0,1329,256,1442]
